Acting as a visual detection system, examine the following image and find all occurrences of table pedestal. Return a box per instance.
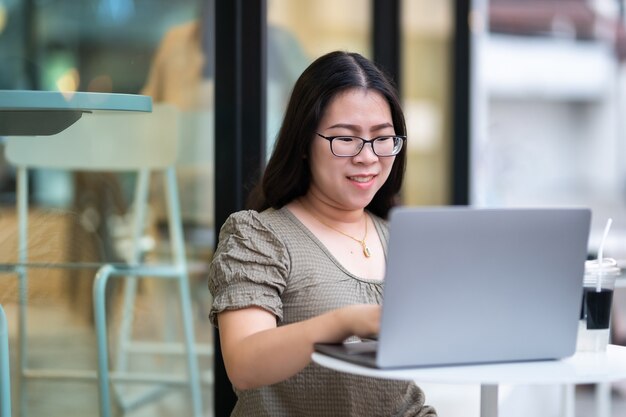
[481,385,498,417]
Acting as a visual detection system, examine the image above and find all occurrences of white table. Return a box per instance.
[312,344,626,417]
[597,274,626,416]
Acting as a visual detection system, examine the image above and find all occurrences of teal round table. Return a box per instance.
[0,90,152,136]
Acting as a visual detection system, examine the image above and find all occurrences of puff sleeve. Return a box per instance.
[208,210,289,326]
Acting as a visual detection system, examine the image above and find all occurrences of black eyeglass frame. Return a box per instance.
[315,133,407,157]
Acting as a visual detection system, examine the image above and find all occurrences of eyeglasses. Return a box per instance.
[316,133,406,157]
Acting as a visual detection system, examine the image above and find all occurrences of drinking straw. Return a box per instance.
[596,218,613,292]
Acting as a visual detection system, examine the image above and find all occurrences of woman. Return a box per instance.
[208,51,437,416]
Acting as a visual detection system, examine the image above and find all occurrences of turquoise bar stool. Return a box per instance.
[2,103,203,417]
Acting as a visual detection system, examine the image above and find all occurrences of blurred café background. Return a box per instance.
[1,0,626,416]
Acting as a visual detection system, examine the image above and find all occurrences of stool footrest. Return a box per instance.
[125,341,213,356]
[23,368,208,385]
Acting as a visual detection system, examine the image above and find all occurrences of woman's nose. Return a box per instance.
[354,141,379,163]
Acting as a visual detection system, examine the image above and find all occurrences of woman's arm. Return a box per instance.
[217,304,380,390]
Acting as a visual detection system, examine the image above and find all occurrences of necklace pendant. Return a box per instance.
[362,243,371,258]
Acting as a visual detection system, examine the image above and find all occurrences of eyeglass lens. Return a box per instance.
[332,136,402,156]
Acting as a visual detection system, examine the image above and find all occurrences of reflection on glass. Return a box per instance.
[139,0,215,260]
[473,0,626,257]
[0,2,213,416]
[267,0,370,154]
[401,0,453,205]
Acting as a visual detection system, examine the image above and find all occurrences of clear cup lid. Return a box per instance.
[584,257,621,275]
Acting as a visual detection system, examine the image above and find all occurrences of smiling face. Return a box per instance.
[306,88,397,212]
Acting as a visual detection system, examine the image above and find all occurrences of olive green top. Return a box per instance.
[208,207,437,417]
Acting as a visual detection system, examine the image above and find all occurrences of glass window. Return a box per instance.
[472,0,626,257]
[401,0,453,205]
[0,1,214,415]
[0,0,213,237]
[266,0,371,154]
[267,0,453,206]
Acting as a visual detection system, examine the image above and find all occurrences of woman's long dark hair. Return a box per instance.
[247,51,407,219]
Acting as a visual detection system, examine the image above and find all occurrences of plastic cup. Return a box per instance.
[576,258,620,352]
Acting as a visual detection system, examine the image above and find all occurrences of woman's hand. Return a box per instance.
[333,304,381,339]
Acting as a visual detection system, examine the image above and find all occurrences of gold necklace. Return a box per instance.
[305,206,371,258]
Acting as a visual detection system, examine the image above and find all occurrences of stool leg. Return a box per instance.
[165,168,203,417]
[16,267,27,417]
[115,169,151,375]
[177,272,203,417]
[114,277,139,374]
[0,305,11,417]
[94,265,115,417]
[16,167,28,417]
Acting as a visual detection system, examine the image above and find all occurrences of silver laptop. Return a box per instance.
[315,207,591,369]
